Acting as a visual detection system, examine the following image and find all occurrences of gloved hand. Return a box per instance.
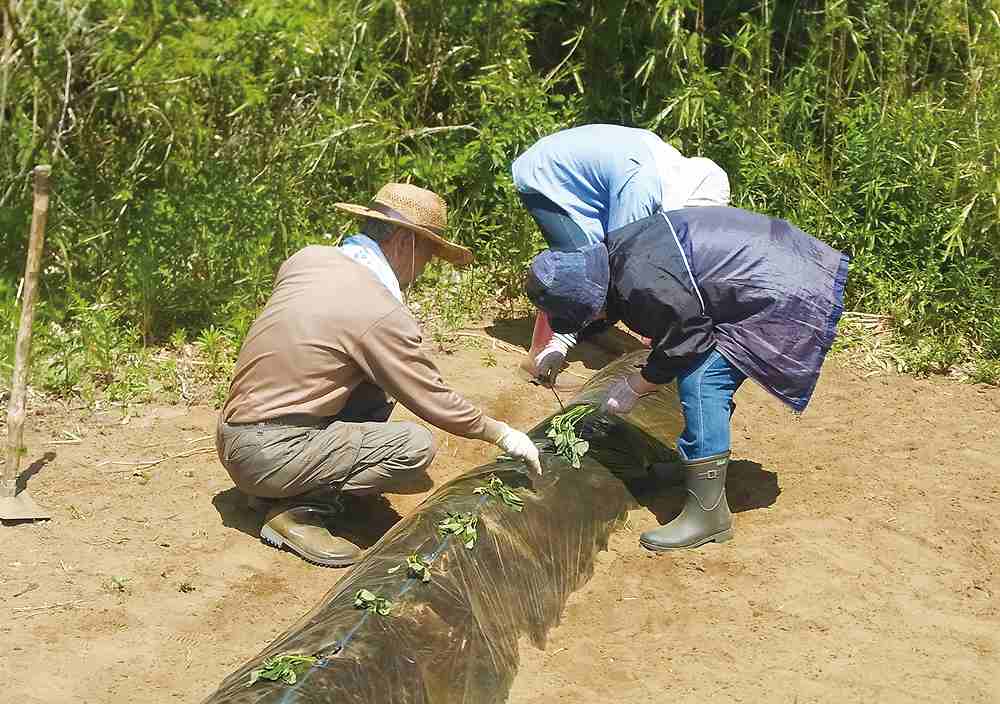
[495,423,542,474]
[533,338,569,387]
[600,373,659,415]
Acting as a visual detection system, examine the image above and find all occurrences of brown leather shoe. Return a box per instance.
[260,504,361,567]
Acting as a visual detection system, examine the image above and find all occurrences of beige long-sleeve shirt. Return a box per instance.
[222,245,500,441]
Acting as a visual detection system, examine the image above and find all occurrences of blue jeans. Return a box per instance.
[519,192,591,251]
[676,349,746,461]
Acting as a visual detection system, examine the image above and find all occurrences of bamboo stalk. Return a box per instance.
[0,1,13,136]
[2,165,50,499]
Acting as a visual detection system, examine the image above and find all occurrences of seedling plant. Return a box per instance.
[354,589,394,615]
[546,404,596,469]
[473,474,524,512]
[437,512,479,549]
[300,445,531,669]
[249,653,318,686]
[388,553,432,583]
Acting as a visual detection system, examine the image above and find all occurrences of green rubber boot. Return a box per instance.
[648,461,684,485]
[639,452,733,551]
[646,447,686,485]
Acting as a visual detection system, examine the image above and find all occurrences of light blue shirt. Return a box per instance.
[512,124,664,244]
[338,234,403,303]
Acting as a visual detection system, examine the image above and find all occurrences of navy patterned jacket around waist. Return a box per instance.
[604,206,849,413]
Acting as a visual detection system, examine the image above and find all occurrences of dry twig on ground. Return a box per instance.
[97,446,215,472]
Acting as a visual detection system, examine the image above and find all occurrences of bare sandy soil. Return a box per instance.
[3,321,999,704]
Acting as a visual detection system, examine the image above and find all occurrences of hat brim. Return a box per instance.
[334,202,474,267]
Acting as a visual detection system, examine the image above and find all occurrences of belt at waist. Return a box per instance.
[224,413,331,429]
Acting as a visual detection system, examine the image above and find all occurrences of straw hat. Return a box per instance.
[334,183,473,266]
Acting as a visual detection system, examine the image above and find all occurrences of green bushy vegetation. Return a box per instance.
[1,0,998,401]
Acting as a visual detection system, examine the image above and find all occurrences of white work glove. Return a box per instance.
[600,374,646,415]
[533,337,570,387]
[495,423,542,475]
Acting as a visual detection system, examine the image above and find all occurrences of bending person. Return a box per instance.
[525,206,849,551]
[511,123,730,384]
[217,183,540,568]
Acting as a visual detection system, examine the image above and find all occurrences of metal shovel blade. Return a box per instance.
[0,490,51,521]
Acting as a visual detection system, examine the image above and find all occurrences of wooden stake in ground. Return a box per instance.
[1,165,52,522]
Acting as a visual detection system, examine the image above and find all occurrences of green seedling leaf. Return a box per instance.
[389,554,432,582]
[437,512,479,549]
[546,404,596,468]
[354,589,394,616]
[473,474,525,511]
[406,553,432,582]
[248,653,318,686]
[108,575,131,594]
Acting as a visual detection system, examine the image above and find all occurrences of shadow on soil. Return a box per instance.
[628,459,780,525]
[211,487,406,550]
[16,451,56,492]
[486,316,645,373]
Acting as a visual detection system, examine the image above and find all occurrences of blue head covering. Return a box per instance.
[525,243,610,334]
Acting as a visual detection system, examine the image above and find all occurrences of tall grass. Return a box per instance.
[1,0,997,396]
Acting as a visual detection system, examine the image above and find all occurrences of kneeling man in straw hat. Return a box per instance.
[216,183,541,567]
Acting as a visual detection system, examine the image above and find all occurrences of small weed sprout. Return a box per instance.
[437,512,479,549]
[473,475,524,512]
[248,653,318,686]
[108,575,130,594]
[546,404,596,469]
[354,589,394,615]
[970,358,1000,385]
[168,328,188,350]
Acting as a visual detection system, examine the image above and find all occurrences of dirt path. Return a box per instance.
[3,325,998,703]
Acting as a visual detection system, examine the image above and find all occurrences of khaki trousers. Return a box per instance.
[216,384,436,498]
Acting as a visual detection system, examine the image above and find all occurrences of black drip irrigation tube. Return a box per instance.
[200,351,684,704]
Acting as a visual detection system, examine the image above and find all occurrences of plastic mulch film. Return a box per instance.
[200,351,684,704]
